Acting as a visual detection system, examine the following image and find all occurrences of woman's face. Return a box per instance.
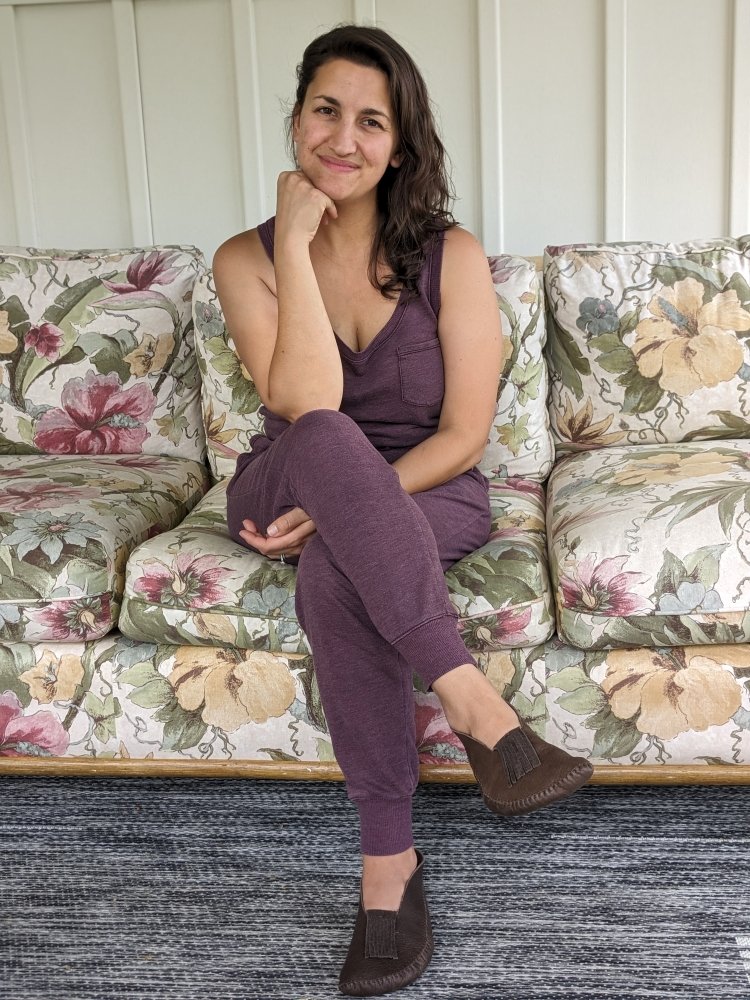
[292,58,402,205]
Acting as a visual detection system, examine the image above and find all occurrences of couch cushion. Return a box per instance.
[541,638,750,764]
[0,245,207,462]
[5,634,749,766]
[544,234,750,454]
[118,476,554,651]
[192,257,554,483]
[546,441,750,649]
[0,455,208,642]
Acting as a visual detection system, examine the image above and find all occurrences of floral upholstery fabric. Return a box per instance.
[3,635,749,766]
[0,245,207,462]
[119,475,554,652]
[0,455,208,642]
[192,257,554,483]
[541,638,750,766]
[546,441,750,649]
[480,258,554,481]
[544,235,750,454]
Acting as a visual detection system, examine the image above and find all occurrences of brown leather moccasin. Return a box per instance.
[338,848,434,997]
[454,719,593,816]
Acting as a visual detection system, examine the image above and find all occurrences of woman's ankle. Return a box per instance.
[433,665,520,747]
[361,847,418,911]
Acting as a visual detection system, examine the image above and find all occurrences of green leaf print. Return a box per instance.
[546,316,591,400]
[618,366,663,414]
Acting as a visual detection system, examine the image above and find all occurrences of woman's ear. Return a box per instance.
[390,150,403,168]
[291,105,301,143]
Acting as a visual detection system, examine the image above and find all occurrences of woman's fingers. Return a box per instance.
[276,170,337,242]
[265,506,311,537]
[240,512,316,559]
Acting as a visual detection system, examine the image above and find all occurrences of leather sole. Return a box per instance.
[482,760,594,816]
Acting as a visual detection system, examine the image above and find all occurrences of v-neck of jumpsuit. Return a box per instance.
[242,215,488,490]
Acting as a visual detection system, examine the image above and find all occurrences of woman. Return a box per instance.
[213,24,592,997]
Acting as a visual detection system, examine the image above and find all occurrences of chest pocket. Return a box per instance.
[397,339,445,406]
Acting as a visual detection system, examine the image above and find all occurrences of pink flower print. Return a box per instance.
[0,690,69,757]
[0,481,99,512]
[503,477,545,501]
[134,553,231,609]
[101,250,182,294]
[35,595,111,641]
[33,371,155,454]
[489,256,530,285]
[114,455,167,469]
[24,322,64,361]
[495,600,532,646]
[558,553,651,616]
[414,692,466,765]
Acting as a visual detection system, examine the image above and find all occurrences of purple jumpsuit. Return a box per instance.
[226,217,492,855]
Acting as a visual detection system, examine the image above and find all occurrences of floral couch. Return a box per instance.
[1,234,749,783]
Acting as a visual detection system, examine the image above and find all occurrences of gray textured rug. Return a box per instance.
[1,776,749,1000]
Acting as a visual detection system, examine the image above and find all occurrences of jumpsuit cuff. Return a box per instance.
[357,797,414,856]
[393,613,477,691]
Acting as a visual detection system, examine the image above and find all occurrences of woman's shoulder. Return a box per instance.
[440,225,491,279]
[441,224,486,255]
[212,223,273,277]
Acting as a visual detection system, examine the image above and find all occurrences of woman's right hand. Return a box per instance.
[275,170,338,246]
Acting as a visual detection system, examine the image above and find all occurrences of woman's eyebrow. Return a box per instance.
[312,94,390,121]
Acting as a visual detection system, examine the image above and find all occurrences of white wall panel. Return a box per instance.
[1,0,746,255]
[15,0,131,247]
[253,0,351,228]
[135,0,244,258]
[627,0,731,242]
[501,0,604,256]
[376,0,481,240]
[0,52,19,243]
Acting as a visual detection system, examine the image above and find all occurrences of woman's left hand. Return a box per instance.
[240,507,317,560]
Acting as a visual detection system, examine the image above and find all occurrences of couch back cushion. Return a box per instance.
[544,234,750,454]
[193,255,554,482]
[0,245,206,462]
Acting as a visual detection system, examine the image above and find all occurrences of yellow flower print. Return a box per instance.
[600,647,742,741]
[611,450,737,487]
[0,310,17,353]
[193,611,238,645]
[631,277,748,395]
[19,649,84,703]
[169,647,295,730]
[558,397,625,448]
[484,651,516,695]
[205,402,237,446]
[123,332,175,377]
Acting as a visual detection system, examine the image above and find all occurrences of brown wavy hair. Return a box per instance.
[286,24,457,299]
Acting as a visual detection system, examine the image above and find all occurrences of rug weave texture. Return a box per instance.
[1,777,749,1000]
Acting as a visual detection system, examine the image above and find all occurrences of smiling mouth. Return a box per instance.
[320,156,359,172]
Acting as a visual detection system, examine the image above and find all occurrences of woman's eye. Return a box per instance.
[316,106,335,116]
[363,119,382,129]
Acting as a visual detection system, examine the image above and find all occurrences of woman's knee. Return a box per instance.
[288,408,369,454]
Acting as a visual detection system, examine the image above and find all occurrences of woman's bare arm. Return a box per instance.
[212,171,344,423]
[390,226,503,494]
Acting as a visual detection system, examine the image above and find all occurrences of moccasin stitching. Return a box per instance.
[482,761,593,812]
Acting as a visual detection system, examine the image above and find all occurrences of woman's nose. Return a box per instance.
[329,119,357,154]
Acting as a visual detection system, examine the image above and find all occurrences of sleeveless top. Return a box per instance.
[240,216,484,481]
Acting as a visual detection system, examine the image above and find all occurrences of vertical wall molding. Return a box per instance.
[729,0,750,235]
[353,0,376,23]
[477,0,503,252]
[231,0,266,228]
[112,0,153,245]
[0,6,35,243]
[604,0,627,241]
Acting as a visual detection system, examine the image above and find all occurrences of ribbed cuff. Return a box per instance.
[393,613,477,690]
[357,797,414,856]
